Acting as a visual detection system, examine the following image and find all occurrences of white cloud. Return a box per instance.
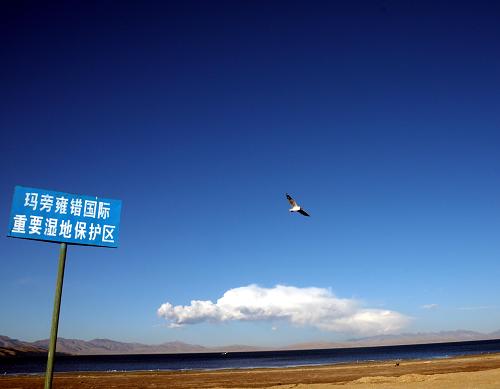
[157,284,409,335]
[421,304,439,309]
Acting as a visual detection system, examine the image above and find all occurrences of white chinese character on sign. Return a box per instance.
[40,194,54,212]
[28,216,43,235]
[44,218,58,236]
[59,220,73,239]
[24,193,38,210]
[75,221,87,239]
[97,202,110,220]
[102,225,115,243]
[55,196,69,214]
[84,200,97,218]
[70,198,82,216]
[88,223,102,241]
[12,215,28,233]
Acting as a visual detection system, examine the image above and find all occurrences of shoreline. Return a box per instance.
[0,353,496,376]
[2,352,500,388]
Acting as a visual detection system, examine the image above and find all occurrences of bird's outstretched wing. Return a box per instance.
[286,193,297,207]
[298,209,310,217]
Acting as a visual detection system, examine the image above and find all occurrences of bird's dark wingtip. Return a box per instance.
[298,209,310,217]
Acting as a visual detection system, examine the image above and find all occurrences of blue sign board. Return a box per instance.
[7,186,122,248]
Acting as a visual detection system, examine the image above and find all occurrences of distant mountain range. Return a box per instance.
[2,330,500,357]
[284,330,500,351]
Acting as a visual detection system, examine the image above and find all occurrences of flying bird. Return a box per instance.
[286,193,310,217]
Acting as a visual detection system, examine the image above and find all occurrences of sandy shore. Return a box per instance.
[2,352,500,388]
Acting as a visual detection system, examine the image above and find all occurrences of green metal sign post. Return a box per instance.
[7,186,122,389]
[44,243,67,389]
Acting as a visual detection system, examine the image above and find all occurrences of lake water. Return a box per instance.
[2,339,500,375]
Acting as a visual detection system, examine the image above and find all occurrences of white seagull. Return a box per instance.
[286,193,310,217]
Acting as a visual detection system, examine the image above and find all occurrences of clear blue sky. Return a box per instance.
[1,1,499,347]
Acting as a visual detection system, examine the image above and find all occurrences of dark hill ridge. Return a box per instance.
[0,335,50,357]
[32,338,211,355]
[1,330,500,356]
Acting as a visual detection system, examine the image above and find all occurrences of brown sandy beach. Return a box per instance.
[2,352,500,388]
